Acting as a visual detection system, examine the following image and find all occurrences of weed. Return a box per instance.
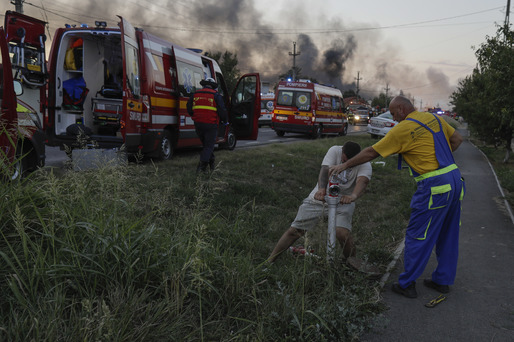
[1,135,413,341]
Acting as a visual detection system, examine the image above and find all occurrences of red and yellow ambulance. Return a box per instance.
[271,80,347,138]
[42,17,261,158]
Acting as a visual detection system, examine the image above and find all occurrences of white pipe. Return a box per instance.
[325,172,344,262]
[326,195,339,262]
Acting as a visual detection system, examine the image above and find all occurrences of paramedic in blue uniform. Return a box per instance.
[187,77,228,172]
[329,95,465,299]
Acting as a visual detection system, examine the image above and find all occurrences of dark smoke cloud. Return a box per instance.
[321,36,356,88]
[10,0,455,107]
[374,62,389,83]
[425,67,456,107]
[179,0,359,90]
[296,34,319,78]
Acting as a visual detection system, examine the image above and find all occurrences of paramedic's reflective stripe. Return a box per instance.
[16,103,31,112]
[192,105,217,111]
[414,164,458,182]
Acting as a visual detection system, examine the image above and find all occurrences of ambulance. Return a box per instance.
[258,92,274,127]
[271,80,347,138]
[1,11,47,179]
[43,17,260,158]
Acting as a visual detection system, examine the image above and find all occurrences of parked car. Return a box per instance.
[348,105,370,125]
[367,111,398,138]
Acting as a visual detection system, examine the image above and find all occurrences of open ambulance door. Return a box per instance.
[4,11,47,87]
[0,25,20,173]
[229,73,260,140]
[118,16,143,145]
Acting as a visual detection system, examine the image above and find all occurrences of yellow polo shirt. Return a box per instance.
[372,111,455,175]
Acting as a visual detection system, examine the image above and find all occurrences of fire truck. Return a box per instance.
[43,17,260,158]
[271,80,347,138]
[0,11,47,179]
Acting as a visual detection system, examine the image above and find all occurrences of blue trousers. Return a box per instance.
[194,122,218,163]
[399,169,465,287]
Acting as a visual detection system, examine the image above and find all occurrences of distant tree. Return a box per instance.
[451,69,492,140]
[450,24,514,162]
[371,93,392,109]
[343,89,357,98]
[208,50,240,94]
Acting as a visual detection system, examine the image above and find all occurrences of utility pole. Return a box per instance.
[355,71,362,97]
[289,42,300,81]
[384,83,390,108]
[420,99,423,111]
[506,0,511,27]
[11,0,24,14]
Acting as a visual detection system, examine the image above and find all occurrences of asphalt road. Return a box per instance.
[44,125,369,168]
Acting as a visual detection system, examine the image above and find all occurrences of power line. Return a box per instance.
[135,6,504,35]
[19,2,506,36]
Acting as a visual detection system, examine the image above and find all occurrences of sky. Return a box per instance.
[1,0,510,109]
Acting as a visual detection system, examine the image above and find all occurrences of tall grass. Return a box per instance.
[469,135,514,207]
[0,135,413,341]
[0,119,21,180]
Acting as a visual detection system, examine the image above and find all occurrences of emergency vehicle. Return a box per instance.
[271,80,347,138]
[347,104,370,125]
[258,92,274,127]
[1,11,47,179]
[44,17,260,158]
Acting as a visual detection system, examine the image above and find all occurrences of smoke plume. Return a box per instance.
[9,0,456,107]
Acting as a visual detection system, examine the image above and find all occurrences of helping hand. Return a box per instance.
[329,164,347,177]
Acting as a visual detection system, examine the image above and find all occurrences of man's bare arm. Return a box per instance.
[449,130,463,152]
[329,146,379,176]
[313,166,329,201]
[340,176,370,204]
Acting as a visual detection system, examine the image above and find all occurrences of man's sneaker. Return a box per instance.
[424,279,450,293]
[392,282,417,298]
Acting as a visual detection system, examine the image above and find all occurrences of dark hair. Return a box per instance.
[342,141,361,159]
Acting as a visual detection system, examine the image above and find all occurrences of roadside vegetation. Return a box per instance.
[1,135,415,341]
[451,24,514,163]
[469,135,514,208]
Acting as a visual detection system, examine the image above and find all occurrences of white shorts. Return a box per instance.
[291,198,355,231]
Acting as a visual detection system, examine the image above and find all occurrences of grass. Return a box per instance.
[0,134,415,341]
[468,135,514,208]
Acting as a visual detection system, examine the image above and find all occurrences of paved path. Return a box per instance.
[362,132,514,341]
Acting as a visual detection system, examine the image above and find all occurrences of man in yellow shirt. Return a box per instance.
[330,96,465,298]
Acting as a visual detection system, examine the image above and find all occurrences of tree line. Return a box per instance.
[451,24,514,162]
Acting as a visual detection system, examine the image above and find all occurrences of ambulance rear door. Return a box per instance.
[230,73,260,140]
[0,25,19,167]
[119,16,143,147]
[4,10,47,135]
[4,10,47,87]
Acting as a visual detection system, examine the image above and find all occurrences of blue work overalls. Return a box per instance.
[399,115,465,288]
